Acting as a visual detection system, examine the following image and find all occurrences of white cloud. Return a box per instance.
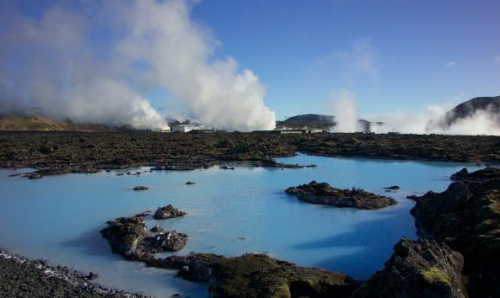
[446,61,457,67]
[334,39,378,81]
[316,39,378,83]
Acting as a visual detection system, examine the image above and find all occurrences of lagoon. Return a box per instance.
[0,154,480,297]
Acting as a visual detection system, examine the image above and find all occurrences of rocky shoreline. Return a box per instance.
[1,132,499,179]
[0,250,150,298]
[410,167,500,298]
[285,181,397,210]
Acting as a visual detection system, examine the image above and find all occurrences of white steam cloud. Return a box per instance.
[366,104,500,136]
[0,0,275,130]
[328,89,360,133]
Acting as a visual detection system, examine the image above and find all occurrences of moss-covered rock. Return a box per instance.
[151,253,357,298]
[352,238,465,298]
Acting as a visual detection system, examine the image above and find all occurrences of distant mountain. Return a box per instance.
[276,114,335,130]
[0,114,123,132]
[276,114,382,132]
[427,96,500,130]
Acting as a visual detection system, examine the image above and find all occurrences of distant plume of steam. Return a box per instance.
[0,0,276,131]
[367,102,500,136]
[329,89,360,132]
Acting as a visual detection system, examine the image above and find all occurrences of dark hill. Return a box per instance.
[427,96,500,130]
[276,114,382,132]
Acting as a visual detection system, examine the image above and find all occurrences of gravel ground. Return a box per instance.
[0,251,151,298]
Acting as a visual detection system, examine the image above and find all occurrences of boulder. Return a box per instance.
[153,205,187,220]
[101,215,188,261]
[100,216,150,260]
[145,231,188,252]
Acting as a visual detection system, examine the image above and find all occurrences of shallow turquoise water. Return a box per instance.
[0,155,481,297]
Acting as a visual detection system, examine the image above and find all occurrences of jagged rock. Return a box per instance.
[149,253,357,298]
[185,181,195,185]
[153,205,187,220]
[133,186,148,191]
[145,231,188,252]
[101,215,188,260]
[411,167,500,298]
[353,238,465,298]
[286,181,397,210]
[100,216,150,260]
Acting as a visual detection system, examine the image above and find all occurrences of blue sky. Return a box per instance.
[190,0,500,120]
[5,0,500,122]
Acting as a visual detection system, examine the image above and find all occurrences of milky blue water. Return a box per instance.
[0,155,482,297]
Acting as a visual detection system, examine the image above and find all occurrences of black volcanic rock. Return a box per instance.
[411,167,500,298]
[101,215,188,260]
[153,205,187,220]
[285,181,397,210]
[427,95,500,130]
[353,238,465,298]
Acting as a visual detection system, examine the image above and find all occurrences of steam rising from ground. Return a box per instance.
[0,0,275,130]
[327,90,500,135]
[367,104,500,136]
[328,89,360,132]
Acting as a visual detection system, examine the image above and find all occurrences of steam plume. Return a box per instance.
[367,103,500,136]
[0,0,276,130]
[329,89,360,132]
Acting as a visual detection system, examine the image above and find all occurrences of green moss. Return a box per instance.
[420,267,451,285]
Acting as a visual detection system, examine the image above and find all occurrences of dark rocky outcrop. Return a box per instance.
[411,167,500,298]
[353,238,465,298]
[148,253,358,298]
[153,205,187,220]
[286,181,397,210]
[100,215,187,260]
